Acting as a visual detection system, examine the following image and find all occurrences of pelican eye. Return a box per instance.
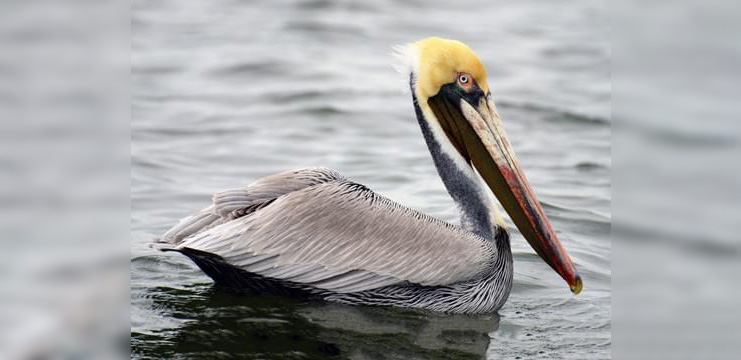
[456,73,474,92]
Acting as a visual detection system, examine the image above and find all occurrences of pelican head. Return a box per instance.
[402,37,582,294]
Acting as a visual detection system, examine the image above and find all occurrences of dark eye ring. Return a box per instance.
[458,74,469,84]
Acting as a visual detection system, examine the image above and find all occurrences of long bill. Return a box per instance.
[428,93,582,294]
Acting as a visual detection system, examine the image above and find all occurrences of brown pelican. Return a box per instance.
[154,37,582,314]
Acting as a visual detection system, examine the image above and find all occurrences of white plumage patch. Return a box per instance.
[391,43,418,76]
[390,42,419,95]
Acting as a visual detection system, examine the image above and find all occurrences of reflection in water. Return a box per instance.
[132,282,498,359]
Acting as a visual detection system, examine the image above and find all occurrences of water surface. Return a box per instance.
[131,0,610,358]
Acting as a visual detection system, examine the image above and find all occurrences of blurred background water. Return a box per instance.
[130,0,610,358]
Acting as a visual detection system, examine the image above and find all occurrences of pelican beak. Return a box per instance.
[427,85,582,294]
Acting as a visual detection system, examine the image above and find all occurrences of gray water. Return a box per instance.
[131,0,610,358]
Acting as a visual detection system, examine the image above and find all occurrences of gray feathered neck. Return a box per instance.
[410,77,501,242]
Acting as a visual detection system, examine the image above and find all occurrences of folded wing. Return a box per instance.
[162,167,495,293]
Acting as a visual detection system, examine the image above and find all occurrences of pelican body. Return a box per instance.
[155,38,582,314]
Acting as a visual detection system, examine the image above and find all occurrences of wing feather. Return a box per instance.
[157,167,344,244]
[173,171,496,293]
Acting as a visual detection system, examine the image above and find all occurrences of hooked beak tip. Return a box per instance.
[570,274,583,295]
